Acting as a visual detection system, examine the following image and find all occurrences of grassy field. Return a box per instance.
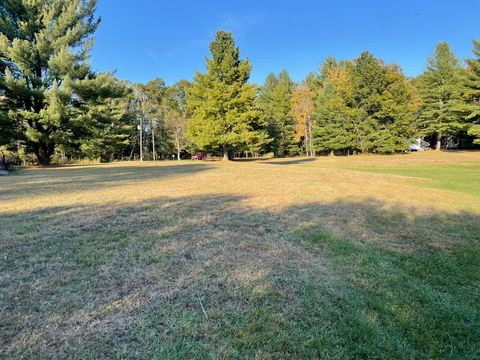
[1,151,479,359]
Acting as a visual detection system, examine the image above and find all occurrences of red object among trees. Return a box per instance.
[191,153,207,160]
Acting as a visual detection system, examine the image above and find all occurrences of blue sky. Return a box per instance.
[91,0,480,85]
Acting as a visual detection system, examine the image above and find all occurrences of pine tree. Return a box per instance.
[352,52,416,153]
[0,0,108,165]
[313,53,416,154]
[257,70,296,156]
[314,59,357,154]
[73,74,133,162]
[463,39,480,144]
[416,42,467,149]
[186,31,267,160]
[0,95,15,147]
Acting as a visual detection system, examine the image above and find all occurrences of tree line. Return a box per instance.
[1,0,480,165]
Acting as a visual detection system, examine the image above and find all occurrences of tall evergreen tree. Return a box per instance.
[186,31,267,160]
[0,94,15,147]
[353,52,417,153]
[415,42,467,149]
[73,74,133,162]
[257,70,296,156]
[0,0,114,165]
[314,59,357,154]
[463,39,480,144]
[314,52,416,154]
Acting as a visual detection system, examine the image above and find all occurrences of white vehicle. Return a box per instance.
[446,140,459,150]
[409,138,430,151]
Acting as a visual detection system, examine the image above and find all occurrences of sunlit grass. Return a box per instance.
[353,163,480,197]
[1,151,479,359]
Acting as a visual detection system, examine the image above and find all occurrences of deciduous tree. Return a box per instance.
[164,80,190,160]
[132,78,167,161]
[291,83,315,156]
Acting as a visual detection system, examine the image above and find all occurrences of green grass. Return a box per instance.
[1,153,479,359]
[296,224,480,359]
[354,164,480,197]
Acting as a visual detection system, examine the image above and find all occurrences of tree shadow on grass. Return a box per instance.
[264,157,318,165]
[0,163,214,201]
[1,194,479,359]
[232,158,270,162]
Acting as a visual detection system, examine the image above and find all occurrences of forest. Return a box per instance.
[1,1,480,165]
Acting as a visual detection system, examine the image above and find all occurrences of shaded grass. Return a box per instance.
[1,153,480,359]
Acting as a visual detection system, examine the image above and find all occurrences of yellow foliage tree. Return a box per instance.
[291,84,316,156]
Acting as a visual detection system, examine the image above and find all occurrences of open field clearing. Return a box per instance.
[1,151,479,359]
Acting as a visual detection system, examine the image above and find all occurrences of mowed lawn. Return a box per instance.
[1,152,479,359]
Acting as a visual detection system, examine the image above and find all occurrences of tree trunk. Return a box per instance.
[305,131,309,157]
[139,117,143,162]
[35,141,54,166]
[278,135,285,157]
[222,143,230,160]
[436,133,442,151]
[306,122,314,157]
[152,120,156,161]
[175,133,181,160]
[309,123,315,157]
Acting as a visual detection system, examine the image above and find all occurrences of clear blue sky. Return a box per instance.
[91,0,480,85]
